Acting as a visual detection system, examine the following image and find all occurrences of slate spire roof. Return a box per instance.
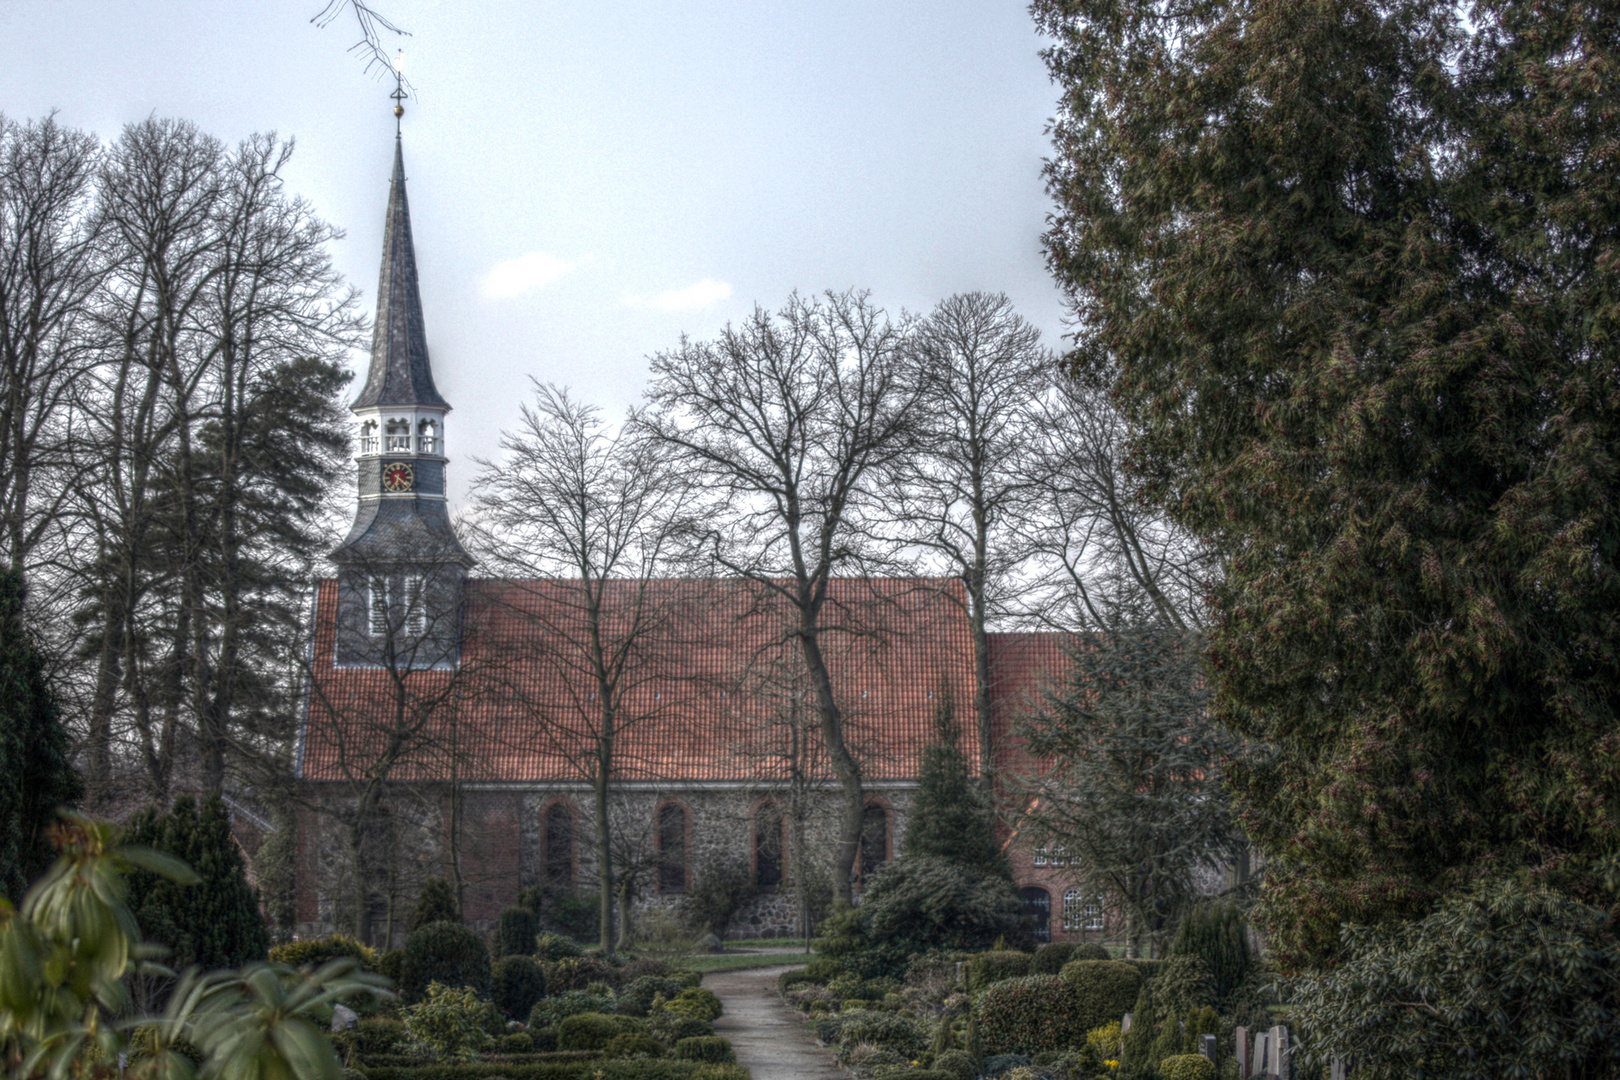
[353,136,449,410]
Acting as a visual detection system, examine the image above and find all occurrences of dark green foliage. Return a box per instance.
[557,1012,636,1052]
[123,795,269,970]
[411,878,460,930]
[1151,955,1215,1022]
[1184,1007,1218,1052]
[534,931,583,961]
[492,955,546,1018]
[833,1012,928,1060]
[1118,983,1156,1080]
[1123,959,1163,982]
[0,570,81,901]
[1291,880,1620,1079]
[672,1037,733,1064]
[976,974,1086,1057]
[853,857,1022,974]
[495,906,540,958]
[605,1032,664,1059]
[967,950,1032,990]
[777,968,816,993]
[500,1032,534,1053]
[982,1054,1030,1077]
[1159,1056,1215,1080]
[1036,0,1620,971]
[269,934,372,968]
[540,954,616,993]
[662,987,721,1022]
[400,921,491,1001]
[619,976,686,1017]
[1059,960,1143,1034]
[358,1016,407,1055]
[644,1013,713,1046]
[1014,630,1237,957]
[1029,942,1075,975]
[616,957,675,983]
[377,948,404,985]
[1169,903,1251,1008]
[678,856,752,936]
[902,684,1005,877]
[357,1063,748,1080]
[805,956,845,983]
[1070,943,1110,962]
[537,892,598,942]
[530,989,617,1029]
[933,1050,977,1080]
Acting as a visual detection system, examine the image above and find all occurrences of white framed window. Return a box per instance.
[405,574,425,634]
[1033,847,1047,867]
[1062,890,1106,932]
[1085,899,1105,931]
[368,576,388,636]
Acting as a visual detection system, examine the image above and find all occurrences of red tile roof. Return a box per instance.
[297,577,1046,785]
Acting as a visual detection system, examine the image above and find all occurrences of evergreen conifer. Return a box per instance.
[125,794,270,969]
[412,876,461,929]
[1168,903,1251,1009]
[0,568,83,900]
[901,681,1006,877]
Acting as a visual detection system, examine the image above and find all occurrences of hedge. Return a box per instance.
[967,950,1032,990]
[1159,1054,1216,1080]
[1071,943,1111,962]
[672,1037,734,1064]
[778,968,817,993]
[833,1011,928,1061]
[618,977,687,1017]
[604,1033,665,1059]
[558,1012,640,1052]
[976,974,1087,1057]
[1059,960,1144,1034]
[1030,942,1076,975]
[1124,958,1165,981]
[269,934,377,970]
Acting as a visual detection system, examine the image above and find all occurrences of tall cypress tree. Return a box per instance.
[0,568,83,900]
[125,795,269,969]
[902,681,1005,877]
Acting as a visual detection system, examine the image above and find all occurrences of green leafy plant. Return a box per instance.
[967,950,1031,990]
[975,975,1087,1057]
[533,931,583,961]
[603,1032,664,1059]
[270,935,377,970]
[672,1036,734,1064]
[556,1012,636,1052]
[1159,1055,1215,1080]
[657,987,721,1023]
[400,982,491,1061]
[1059,960,1142,1034]
[1169,903,1250,1009]
[528,989,616,1030]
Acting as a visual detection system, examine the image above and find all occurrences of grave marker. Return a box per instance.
[1235,1026,1250,1077]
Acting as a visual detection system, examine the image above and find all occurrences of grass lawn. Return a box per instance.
[721,937,816,951]
[683,950,811,973]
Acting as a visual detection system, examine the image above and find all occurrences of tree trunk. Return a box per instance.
[594,745,615,952]
[799,623,862,904]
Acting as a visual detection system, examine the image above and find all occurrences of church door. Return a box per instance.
[1020,886,1051,943]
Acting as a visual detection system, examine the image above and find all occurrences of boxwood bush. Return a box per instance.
[933,1049,978,1080]
[1071,943,1111,961]
[400,921,491,1002]
[619,976,688,1017]
[834,1011,928,1062]
[493,955,547,1018]
[968,950,1031,990]
[268,934,376,970]
[356,1015,407,1055]
[1030,942,1076,974]
[557,1012,640,1052]
[1060,960,1144,1034]
[645,1013,714,1046]
[494,906,541,958]
[541,955,618,994]
[1159,1054,1216,1080]
[605,1032,666,1059]
[977,974,1087,1057]
[659,987,721,1022]
[778,968,816,993]
[672,1037,734,1064]
[534,931,584,961]
[499,1032,534,1053]
[530,990,617,1029]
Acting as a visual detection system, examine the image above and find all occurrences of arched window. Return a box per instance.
[754,802,783,892]
[657,804,687,893]
[385,417,411,452]
[1063,889,1105,932]
[359,419,379,455]
[859,804,888,881]
[1020,886,1051,943]
[544,803,573,889]
[418,418,438,454]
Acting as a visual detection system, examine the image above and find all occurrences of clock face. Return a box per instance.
[382,462,415,493]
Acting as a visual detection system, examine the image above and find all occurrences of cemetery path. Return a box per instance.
[705,964,847,1080]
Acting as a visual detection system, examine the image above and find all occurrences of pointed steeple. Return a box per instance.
[353,137,449,410]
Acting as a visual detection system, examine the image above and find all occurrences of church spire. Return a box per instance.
[352,137,449,410]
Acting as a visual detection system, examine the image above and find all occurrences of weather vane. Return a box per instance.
[390,50,407,133]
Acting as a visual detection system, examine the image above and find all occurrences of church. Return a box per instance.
[290,135,1094,948]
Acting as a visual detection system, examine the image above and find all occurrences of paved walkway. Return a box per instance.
[706,964,846,1080]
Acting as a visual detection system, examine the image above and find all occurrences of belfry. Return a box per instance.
[331,132,471,668]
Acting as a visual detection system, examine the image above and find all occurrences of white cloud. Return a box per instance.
[482,252,575,299]
[626,277,734,312]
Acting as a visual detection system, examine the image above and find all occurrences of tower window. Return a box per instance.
[385,418,411,453]
[544,803,574,889]
[405,575,425,634]
[359,419,379,456]
[754,802,783,892]
[418,419,438,455]
[368,576,388,636]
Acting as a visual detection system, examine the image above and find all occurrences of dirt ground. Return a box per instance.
[706,963,847,1080]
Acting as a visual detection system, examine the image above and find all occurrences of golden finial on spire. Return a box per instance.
[390,51,407,127]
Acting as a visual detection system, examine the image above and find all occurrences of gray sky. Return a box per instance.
[2,0,1067,502]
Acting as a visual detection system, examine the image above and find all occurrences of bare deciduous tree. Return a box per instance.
[639,290,917,904]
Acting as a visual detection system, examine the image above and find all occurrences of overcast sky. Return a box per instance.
[1,0,1067,502]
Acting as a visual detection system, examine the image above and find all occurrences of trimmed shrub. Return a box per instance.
[605,1032,665,1059]
[534,931,584,961]
[400,982,492,1060]
[968,950,1031,990]
[1124,958,1164,981]
[495,906,541,958]
[357,1016,407,1055]
[530,1029,558,1053]
[977,974,1086,1057]
[1060,960,1144,1033]
[667,969,702,989]
[1030,942,1076,975]
[849,1048,904,1076]
[411,878,460,930]
[499,1032,534,1053]
[933,1050,978,1080]
[538,891,598,943]
[1159,1054,1215,1080]
[619,976,687,1017]
[805,955,845,983]
[1085,1021,1122,1060]
[530,990,618,1029]
[646,1012,713,1046]
[558,1012,636,1052]
[778,968,816,993]
[617,957,675,983]
[270,934,376,970]
[542,955,617,994]
[672,1036,734,1064]
[1071,943,1110,962]
[982,1054,1031,1077]
[401,921,491,1002]
[493,955,547,1019]
[1151,955,1215,1021]
[858,858,1023,973]
[659,987,721,1022]
[377,948,405,985]
[834,1011,928,1061]
[1169,902,1251,1009]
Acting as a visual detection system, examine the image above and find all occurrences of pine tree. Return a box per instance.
[1035,0,1620,969]
[902,681,1006,877]
[0,568,83,900]
[124,794,270,969]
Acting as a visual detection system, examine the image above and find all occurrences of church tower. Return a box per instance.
[332,134,471,668]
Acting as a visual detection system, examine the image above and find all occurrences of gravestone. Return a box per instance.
[1252,1031,1271,1078]
[330,1004,358,1032]
[1268,1025,1290,1078]
[1200,1034,1217,1061]
[1330,1058,1349,1080]
[1121,1013,1132,1035]
[1235,1027,1250,1077]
